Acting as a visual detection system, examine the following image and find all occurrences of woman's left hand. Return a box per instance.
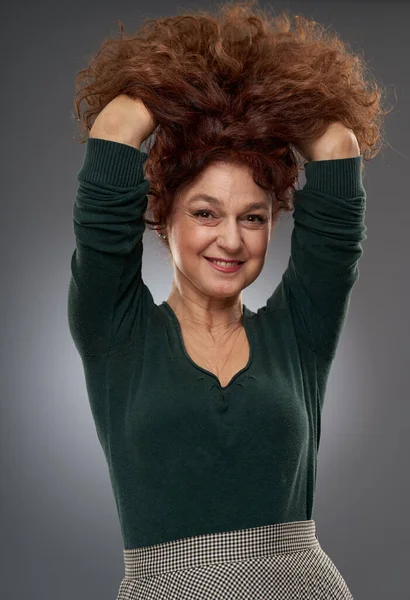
[294,122,360,162]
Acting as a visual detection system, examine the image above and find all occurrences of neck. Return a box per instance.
[166,284,243,335]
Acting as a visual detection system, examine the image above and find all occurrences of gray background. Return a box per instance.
[1,1,408,598]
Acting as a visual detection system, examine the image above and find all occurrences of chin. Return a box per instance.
[199,279,246,298]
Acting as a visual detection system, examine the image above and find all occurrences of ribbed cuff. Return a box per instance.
[304,155,364,199]
[77,137,149,187]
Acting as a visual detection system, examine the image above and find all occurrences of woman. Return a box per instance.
[69,2,389,598]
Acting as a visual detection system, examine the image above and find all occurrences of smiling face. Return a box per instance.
[163,160,273,308]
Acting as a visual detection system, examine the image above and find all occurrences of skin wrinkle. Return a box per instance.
[162,160,274,341]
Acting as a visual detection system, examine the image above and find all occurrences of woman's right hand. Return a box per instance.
[90,94,158,148]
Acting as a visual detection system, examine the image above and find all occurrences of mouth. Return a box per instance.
[204,257,245,273]
[204,257,245,264]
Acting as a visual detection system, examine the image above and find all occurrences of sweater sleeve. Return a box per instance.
[269,156,367,361]
[67,137,155,357]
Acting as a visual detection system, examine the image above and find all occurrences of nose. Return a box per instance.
[216,220,243,252]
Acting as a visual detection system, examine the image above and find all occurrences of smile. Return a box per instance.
[204,257,244,273]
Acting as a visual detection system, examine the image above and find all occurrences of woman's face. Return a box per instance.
[164,161,273,304]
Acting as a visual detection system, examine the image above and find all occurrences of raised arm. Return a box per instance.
[67,96,158,357]
[266,127,367,362]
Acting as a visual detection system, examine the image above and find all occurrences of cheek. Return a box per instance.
[171,227,206,265]
[242,235,270,259]
[178,227,212,252]
[255,237,270,256]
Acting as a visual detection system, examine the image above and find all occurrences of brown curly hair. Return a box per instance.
[72,0,393,248]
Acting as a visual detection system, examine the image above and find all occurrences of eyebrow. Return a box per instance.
[187,193,270,211]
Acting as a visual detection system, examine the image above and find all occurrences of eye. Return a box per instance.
[247,214,267,223]
[193,210,267,224]
[194,210,214,219]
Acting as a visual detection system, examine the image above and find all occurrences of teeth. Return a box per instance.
[209,259,240,267]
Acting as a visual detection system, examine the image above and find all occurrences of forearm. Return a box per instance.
[89,115,144,149]
[295,122,361,163]
[310,133,361,162]
[89,95,157,150]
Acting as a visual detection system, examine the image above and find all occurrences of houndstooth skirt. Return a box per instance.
[116,519,353,599]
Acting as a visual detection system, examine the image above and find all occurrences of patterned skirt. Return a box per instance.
[116,519,353,599]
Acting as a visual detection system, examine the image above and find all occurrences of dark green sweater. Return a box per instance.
[68,138,367,550]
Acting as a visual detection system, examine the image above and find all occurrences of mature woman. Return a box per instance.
[68,2,389,598]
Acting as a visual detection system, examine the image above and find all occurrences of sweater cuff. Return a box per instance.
[77,137,149,188]
[303,155,365,199]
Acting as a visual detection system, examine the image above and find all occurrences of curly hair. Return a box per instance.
[72,0,393,249]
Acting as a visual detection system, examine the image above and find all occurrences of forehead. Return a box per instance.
[180,161,270,207]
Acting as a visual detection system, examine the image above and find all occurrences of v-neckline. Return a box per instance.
[162,301,253,391]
